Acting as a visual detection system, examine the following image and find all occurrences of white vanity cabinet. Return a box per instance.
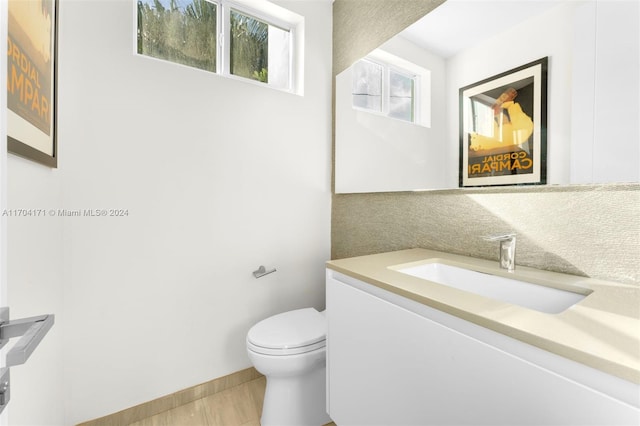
[326,270,640,426]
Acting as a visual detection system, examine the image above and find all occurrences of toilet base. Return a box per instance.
[261,364,331,426]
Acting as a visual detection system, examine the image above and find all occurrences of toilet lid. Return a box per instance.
[247,308,326,350]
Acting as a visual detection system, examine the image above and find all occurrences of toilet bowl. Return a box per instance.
[247,308,331,426]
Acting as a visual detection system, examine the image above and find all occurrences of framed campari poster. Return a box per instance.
[7,0,58,168]
[459,58,547,187]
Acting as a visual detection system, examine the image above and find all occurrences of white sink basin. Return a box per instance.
[395,262,587,314]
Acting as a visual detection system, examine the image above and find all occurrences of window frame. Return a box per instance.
[135,0,300,94]
[220,0,295,91]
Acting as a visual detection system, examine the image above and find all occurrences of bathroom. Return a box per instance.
[1,0,638,425]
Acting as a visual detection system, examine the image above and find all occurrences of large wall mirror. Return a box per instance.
[335,0,639,194]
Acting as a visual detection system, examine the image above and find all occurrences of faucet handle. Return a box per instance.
[483,233,516,272]
[483,233,516,242]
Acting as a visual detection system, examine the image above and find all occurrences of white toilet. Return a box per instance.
[247,308,331,426]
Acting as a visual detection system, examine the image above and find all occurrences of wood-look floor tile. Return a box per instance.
[246,377,266,416]
[201,389,234,425]
[238,421,261,426]
[129,400,208,426]
[227,381,262,421]
[127,413,171,426]
[166,400,210,425]
[125,374,335,426]
[201,380,260,426]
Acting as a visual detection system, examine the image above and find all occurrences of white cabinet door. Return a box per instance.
[327,273,640,426]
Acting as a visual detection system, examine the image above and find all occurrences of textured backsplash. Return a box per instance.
[332,184,640,285]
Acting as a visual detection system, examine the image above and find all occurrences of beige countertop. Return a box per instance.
[326,248,640,385]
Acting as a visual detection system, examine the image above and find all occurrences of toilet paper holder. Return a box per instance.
[253,265,276,278]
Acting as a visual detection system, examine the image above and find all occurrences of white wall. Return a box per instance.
[445,0,639,187]
[6,159,65,425]
[6,0,332,424]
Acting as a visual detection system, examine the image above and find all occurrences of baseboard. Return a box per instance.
[77,367,263,426]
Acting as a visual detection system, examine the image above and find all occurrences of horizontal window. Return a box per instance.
[137,0,300,92]
[352,58,418,123]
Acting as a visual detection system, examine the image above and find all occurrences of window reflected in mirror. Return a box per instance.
[352,58,418,124]
[352,59,383,112]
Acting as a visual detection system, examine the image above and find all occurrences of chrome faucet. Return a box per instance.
[483,233,516,272]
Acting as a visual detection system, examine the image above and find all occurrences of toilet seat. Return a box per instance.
[247,308,326,356]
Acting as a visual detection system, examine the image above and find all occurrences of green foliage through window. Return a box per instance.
[230,10,268,82]
[137,0,293,90]
[137,0,217,73]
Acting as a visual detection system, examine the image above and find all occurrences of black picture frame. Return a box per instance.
[7,0,58,168]
[459,57,547,187]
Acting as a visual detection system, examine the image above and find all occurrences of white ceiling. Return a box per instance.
[400,0,565,58]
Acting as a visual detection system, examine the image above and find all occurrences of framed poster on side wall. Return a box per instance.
[7,0,58,168]
[459,57,548,187]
